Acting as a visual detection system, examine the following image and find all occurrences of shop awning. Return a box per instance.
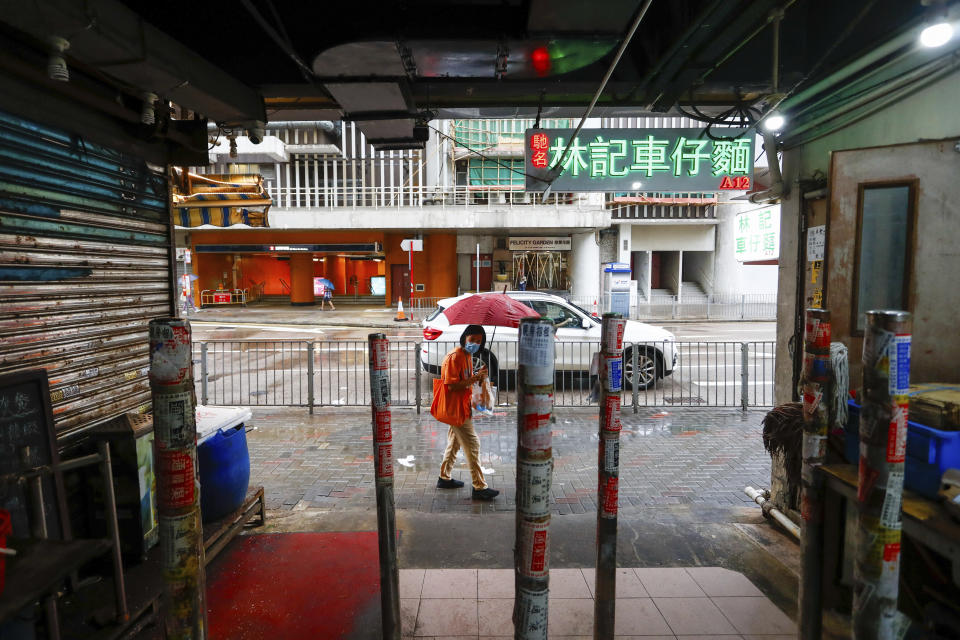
[172,169,272,228]
[177,207,268,228]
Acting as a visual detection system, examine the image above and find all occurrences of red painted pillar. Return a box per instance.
[290,254,316,306]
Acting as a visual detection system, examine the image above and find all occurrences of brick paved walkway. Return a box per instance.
[245,406,770,515]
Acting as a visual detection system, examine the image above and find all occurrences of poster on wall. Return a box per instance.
[734,206,780,263]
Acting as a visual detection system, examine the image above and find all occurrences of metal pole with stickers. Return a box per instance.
[799,309,830,640]
[853,311,914,638]
[595,313,625,640]
[149,318,207,640]
[369,333,401,640]
[513,317,556,640]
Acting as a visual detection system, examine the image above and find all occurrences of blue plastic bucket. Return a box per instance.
[198,425,251,522]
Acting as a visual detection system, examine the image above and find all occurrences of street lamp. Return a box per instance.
[920,20,954,47]
[762,112,786,132]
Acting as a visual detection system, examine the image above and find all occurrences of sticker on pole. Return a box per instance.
[149,321,192,386]
[517,459,552,517]
[371,374,391,409]
[375,442,393,479]
[514,587,549,636]
[602,317,626,352]
[886,403,908,463]
[157,447,197,510]
[374,409,392,442]
[153,391,196,448]
[599,475,619,519]
[600,394,621,433]
[519,519,550,578]
[160,510,202,577]
[602,354,623,393]
[370,338,389,372]
[600,437,620,474]
[520,393,553,451]
[888,335,911,396]
[804,317,831,351]
[519,322,554,385]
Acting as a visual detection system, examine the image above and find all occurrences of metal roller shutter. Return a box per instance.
[0,109,173,439]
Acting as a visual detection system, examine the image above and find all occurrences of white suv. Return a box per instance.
[419,291,677,390]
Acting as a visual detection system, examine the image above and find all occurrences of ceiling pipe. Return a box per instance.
[750,11,786,204]
[543,0,654,196]
[206,120,337,132]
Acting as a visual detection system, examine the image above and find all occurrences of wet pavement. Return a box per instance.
[246,406,770,515]
[238,405,803,627]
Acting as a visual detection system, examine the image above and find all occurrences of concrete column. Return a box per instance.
[569,231,600,301]
[289,253,316,306]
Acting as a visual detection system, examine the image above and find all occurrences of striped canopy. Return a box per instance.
[172,170,271,227]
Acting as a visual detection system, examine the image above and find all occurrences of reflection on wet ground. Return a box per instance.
[246,406,770,515]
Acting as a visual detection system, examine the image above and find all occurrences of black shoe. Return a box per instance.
[472,488,499,500]
[437,477,464,489]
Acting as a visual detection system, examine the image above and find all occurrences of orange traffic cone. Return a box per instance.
[393,296,408,322]
[592,300,599,317]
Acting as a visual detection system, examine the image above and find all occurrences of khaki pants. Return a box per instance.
[439,417,487,490]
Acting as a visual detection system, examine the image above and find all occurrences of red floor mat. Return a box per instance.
[206,532,382,639]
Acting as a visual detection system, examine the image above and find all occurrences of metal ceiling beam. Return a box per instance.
[646,0,786,111]
[0,0,265,124]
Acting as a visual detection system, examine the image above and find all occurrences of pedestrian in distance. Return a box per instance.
[431,324,499,500]
[319,282,336,310]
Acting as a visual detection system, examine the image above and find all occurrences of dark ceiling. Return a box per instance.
[0,0,939,150]
[122,0,923,109]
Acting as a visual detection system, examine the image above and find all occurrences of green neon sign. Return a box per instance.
[526,128,755,192]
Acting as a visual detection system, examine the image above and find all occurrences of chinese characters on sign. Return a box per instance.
[734,207,780,262]
[525,128,754,192]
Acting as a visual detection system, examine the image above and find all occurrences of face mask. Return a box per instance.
[464,342,480,354]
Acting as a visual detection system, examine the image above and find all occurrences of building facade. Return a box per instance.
[181,117,778,310]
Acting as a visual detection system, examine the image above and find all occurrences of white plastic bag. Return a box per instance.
[472,378,495,416]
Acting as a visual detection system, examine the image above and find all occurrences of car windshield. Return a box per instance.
[427,306,445,321]
[525,300,583,329]
[568,302,598,323]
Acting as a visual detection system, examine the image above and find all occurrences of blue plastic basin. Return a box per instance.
[845,399,960,499]
[198,425,251,522]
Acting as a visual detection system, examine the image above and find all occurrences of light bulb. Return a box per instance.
[763,113,786,132]
[47,36,70,82]
[920,22,954,47]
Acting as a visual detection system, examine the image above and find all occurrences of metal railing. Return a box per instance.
[563,293,777,321]
[200,289,249,307]
[267,184,603,210]
[193,339,775,411]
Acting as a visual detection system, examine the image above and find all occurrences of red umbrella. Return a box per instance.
[442,293,540,328]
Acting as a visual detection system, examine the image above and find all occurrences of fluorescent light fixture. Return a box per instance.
[920,21,954,47]
[762,112,786,132]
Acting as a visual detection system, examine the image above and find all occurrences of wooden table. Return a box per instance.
[0,538,111,624]
[819,464,960,587]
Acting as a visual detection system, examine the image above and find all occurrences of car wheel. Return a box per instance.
[624,347,660,390]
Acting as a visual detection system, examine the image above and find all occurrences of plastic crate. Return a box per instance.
[845,399,960,499]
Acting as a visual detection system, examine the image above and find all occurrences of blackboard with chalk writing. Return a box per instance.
[0,370,69,540]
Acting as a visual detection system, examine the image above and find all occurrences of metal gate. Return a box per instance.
[0,109,173,438]
[513,251,566,290]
